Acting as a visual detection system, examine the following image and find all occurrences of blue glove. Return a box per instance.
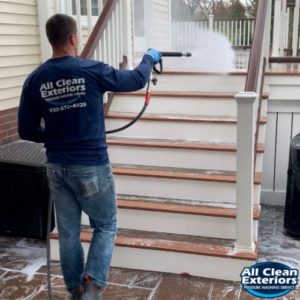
[145,48,161,64]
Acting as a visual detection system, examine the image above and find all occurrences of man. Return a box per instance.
[18,14,161,300]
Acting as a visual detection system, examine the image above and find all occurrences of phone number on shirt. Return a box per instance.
[49,102,87,113]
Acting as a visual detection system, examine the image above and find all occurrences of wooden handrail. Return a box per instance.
[254,57,266,172]
[245,0,269,92]
[214,17,255,22]
[269,56,300,63]
[80,0,119,59]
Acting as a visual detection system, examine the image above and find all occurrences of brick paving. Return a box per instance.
[1,205,300,299]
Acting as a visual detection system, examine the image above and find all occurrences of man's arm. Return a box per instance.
[18,79,46,143]
[99,54,155,92]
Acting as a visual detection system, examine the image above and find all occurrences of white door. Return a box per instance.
[133,0,171,53]
[133,0,147,53]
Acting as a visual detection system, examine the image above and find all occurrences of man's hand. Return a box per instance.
[145,48,161,64]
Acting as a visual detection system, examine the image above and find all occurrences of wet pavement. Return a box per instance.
[1,205,300,300]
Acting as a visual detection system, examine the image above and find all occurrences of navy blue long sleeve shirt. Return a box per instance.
[18,55,154,165]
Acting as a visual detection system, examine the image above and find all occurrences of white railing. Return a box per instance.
[171,21,209,49]
[272,0,300,57]
[214,18,255,47]
[172,18,254,49]
[171,17,254,69]
[56,0,133,69]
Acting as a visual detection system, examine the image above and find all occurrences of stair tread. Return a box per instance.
[107,137,265,153]
[115,90,268,99]
[106,112,267,124]
[117,196,261,220]
[51,228,257,260]
[112,164,262,184]
[265,71,300,76]
[161,70,248,76]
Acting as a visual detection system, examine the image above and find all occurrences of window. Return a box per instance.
[71,0,108,16]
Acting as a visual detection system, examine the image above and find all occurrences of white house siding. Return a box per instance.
[0,0,41,111]
[152,0,170,51]
[261,75,300,206]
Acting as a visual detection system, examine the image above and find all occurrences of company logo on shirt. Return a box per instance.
[40,77,86,103]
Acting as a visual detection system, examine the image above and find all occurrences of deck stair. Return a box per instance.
[51,71,267,281]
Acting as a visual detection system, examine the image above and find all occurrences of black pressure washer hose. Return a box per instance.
[105,78,153,134]
[46,51,191,300]
[105,51,191,134]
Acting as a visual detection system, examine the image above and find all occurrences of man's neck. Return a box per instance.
[52,47,75,58]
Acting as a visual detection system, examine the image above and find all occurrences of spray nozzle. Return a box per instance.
[153,51,192,74]
[160,51,192,57]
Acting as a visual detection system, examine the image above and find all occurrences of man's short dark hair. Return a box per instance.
[46,14,77,47]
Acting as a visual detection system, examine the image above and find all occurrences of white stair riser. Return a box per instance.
[50,239,254,281]
[106,119,266,144]
[112,247,254,282]
[81,210,258,241]
[265,75,300,86]
[111,96,237,116]
[114,175,261,204]
[108,145,264,172]
[155,74,246,93]
[110,95,268,118]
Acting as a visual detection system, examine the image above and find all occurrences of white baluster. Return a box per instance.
[123,0,134,69]
[98,0,104,61]
[111,9,117,67]
[107,19,112,65]
[117,2,122,66]
[231,20,234,44]
[234,20,238,45]
[86,0,94,59]
[87,0,93,34]
[281,0,288,56]
[208,14,214,31]
[102,28,108,63]
[65,0,72,15]
[292,0,300,56]
[75,0,82,53]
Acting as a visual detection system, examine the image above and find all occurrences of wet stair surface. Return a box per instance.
[51,71,267,281]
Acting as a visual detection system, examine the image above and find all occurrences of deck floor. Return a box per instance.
[1,205,300,300]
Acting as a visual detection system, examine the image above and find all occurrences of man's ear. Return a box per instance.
[70,34,76,46]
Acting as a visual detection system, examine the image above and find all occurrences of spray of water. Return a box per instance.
[165,29,235,73]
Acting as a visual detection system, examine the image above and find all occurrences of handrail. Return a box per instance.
[254,57,266,171]
[245,0,270,175]
[80,0,119,59]
[245,0,269,92]
[214,17,255,22]
[269,56,300,63]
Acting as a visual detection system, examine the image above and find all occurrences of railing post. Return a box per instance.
[209,14,214,31]
[234,92,257,253]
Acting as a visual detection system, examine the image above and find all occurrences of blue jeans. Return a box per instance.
[46,163,117,293]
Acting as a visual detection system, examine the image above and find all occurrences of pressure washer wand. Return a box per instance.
[160,52,192,57]
[105,51,191,134]
[153,51,192,74]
